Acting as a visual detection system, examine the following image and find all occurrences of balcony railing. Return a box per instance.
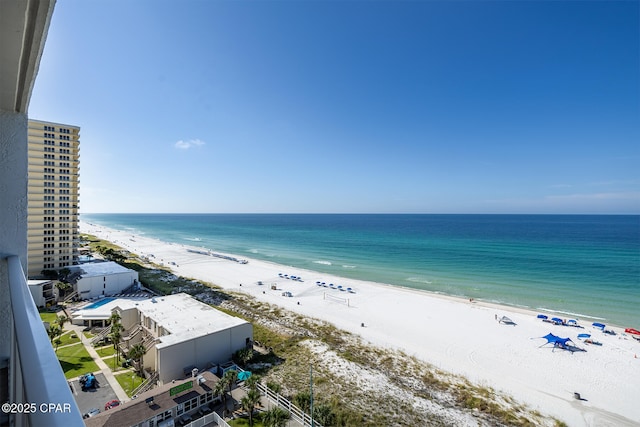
[4,255,84,426]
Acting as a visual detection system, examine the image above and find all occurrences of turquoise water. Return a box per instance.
[81,214,639,327]
[82,297,116,310]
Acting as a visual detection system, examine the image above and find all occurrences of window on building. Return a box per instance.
[184,396,198,412]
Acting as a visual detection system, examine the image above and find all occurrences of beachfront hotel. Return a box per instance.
[27,118,81,278]
[0,1,85,425]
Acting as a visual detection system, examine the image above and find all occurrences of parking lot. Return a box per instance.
[69,373,119,418]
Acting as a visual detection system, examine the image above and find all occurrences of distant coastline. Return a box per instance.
[81,213,640,328]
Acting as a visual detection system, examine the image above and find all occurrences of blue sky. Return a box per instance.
[29,0,639,214]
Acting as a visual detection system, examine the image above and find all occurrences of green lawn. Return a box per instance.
[56,343,100,379]
[228,415,266,427]
[83,330,94,339]
[103,354,127,372]
[115,372,145,396]
[96,345,117,358]
[57,330,80,346]
[39,310,58,324]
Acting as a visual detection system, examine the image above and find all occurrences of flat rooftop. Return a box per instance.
[84,370,219,427]
[27,279,53,286]
[72,293,249,348]
[71,261,135,277]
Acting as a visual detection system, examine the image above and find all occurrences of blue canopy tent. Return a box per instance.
[538,333,576,351]
[592,322,606,330]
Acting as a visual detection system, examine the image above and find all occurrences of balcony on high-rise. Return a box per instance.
[1,1,84,425]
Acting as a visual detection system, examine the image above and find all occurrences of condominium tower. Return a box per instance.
[27,119,80,277]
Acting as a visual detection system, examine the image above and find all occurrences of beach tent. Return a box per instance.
[538,333,574,349]
[537,314,548,319]
[498,316,516,325]
[592,322,606,330]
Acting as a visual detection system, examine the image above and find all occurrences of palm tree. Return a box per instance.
[128,343,147,376]
[109,312,124,364]
[240,387,261,426]
[109,311,121,325]
[215,374,231,416]
[224,369,238,397]
[233,347,253,367]
[55,315,68,331]
[263,407,290,427]
[47,324,62,352]
[58,268,71,281]
[55,281,72,298]
[244,374,258,389]
[214,370,238,416]
[110,326,123,366]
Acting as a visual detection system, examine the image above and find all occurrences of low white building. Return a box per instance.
[27,279,56,308]
[72,293,253,384]
[71,261,139,300]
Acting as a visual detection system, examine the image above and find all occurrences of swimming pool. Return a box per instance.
[83,297,116,310]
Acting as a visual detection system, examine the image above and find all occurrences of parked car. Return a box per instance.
[83,408,100,419]
[104,400,120,410]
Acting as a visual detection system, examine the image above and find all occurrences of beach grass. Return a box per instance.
[56,343,100,379]
[217,293,553,427]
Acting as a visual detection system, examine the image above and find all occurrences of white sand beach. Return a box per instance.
[80,222,640,427]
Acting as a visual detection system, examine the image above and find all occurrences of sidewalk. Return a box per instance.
[69,322,131,402]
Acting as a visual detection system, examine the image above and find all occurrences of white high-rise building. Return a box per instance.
[27,119,80,277]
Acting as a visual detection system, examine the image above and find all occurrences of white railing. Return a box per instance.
[256,382,323,427]
[90,326,110,345]
[5,255,84,426]
[184,411,231,427]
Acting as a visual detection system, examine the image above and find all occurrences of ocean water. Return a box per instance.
[81,214,640,328]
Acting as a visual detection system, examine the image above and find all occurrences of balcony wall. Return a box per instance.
[2,256,84,426]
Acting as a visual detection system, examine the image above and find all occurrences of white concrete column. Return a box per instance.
[0,111,28,361]
[0,111,28,268]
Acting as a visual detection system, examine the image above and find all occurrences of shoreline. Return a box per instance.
[79,221,640,426]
